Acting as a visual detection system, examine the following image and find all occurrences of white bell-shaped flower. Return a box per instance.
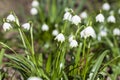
[63,12,72,21]
[68,35,74,42]
[96,13,105,23]
[70,40,78,48]
[27,77,42,80]
[102,3,110,11]
[41,24,49,31]
[113,28,120,36]
[22,23,30,30]
[55,33,65,43]
[7,14,16,22]
[71,15,81,25]
[99,30,107,37]
[52,29,59,36]
[80,26,96,39]
[31,0,39,7]
[3,22,12,31]
[30,8,38,15]
[80,11,87,19]
[107,15,116,23]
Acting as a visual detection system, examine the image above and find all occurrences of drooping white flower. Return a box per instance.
[55,33,65,43]
[102,3,110,11]
[3,22,12,31]
[70,40,78,48]
[6,14,16,22]
[30,8,38,15]
[71,15,81,25]
[68,35,74,42]
[63,12,72,21]
[99,30,107,37]
[31,0,39,7]
[22,23,30,30]
[80,11,87,19]
[27,77,42,80]
[113,28,120,36]
[107,15,116,23]
[80,26,96,39]
[52,29,59,36]
[41,24,49,31]
[96,13,105,23]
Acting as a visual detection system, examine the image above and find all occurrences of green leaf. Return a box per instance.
[89,50,109,80]
[46,54,51,73]
[0,49,5,65]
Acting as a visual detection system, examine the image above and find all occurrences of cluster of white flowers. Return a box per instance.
[96,13,105,23]
[2,14,16,31]
[80,26,96,39]
[113,28,120,36]
[63,10,81,25]
[41,24,49,31]
[68,35,78,48]
[2,13,31,31]
[30,0,39,15]
[27,77,42,80]
[102,3,110,11]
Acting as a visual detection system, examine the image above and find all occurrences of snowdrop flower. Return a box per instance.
[30,8,38,15]
[27,77,42,80]
[55,33,65,43]
[80,26,96,39]
[63,12,72,21]
[96,13,105,23]
[71,15,81,25]
[22,23,30,30]
[52,29,59,36]
[70,40,78,48]
[107,15,116,23]
[31,0,39,7]
[99,30,107,37]
[68,35,74,42]
[80,11,87,19]
[3,22,12,31]
[7,14,16,22]
[102,3,110,11]
[41,24,49,31]
[113,28,120,36]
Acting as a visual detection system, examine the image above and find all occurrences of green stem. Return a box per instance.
[30,25,35,55]
[18,28,29,59]
[83,39,86,57]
